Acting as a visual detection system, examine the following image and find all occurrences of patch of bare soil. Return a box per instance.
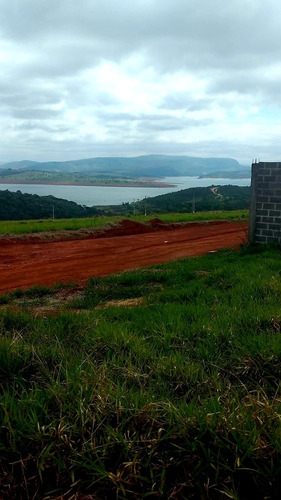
[0,286,84,316]
[0,288,146,316]
[0,219,248,294]
[96,297,146,309]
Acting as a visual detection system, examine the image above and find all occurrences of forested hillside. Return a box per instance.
[132,185,251,214]
[0,190,100,220]
[0,185,251,220]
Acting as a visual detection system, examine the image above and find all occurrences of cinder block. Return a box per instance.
[266,222,281,230]
[266,235,279,243]
[257,196,271,202]
[269,183,281,190]
[263,203,275,209]
[257,169,271,175]
[255,235,268,242]
[263,229,275,236]
[256,222,269,230]
[264,176,277,182]
[263,190,276,197]
[269,196,281,203]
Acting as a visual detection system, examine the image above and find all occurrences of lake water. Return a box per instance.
[0,176,250,206]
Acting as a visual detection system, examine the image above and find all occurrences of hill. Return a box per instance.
[0,185,251,220]
[1,154,246,178]
[0,190,100,220]
[144,184,251,212]
[109,185,251,215]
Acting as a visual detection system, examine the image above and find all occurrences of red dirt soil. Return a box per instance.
[0,220,248,294]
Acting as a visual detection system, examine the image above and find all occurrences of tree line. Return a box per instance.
[0,190,100,220]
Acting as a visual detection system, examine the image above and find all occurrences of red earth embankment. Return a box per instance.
[0,219,248,294]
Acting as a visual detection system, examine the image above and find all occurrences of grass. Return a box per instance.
[0,209,248,236]
[3,243,281,498]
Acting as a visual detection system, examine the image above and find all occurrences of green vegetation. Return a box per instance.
[0,169,165,187]
[0,189,100,220]
[0,184,250,221]
[131,185,251,214]
[1,244,281,498]
[0,210,248,236]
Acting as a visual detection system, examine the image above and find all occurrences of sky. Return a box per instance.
[1,0,281,165]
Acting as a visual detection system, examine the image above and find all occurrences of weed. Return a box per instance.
[1,246,281,498]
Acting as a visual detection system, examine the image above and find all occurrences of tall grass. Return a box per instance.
[2,244,281,498]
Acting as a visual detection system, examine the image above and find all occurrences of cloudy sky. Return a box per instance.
[1,0,281,164]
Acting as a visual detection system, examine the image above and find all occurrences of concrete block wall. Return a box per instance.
[249,162,281,244]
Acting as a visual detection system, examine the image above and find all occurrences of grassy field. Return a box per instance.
[1,242,281,498]
[0,209,248,235]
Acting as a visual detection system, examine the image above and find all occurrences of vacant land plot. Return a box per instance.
[0,219,248,293]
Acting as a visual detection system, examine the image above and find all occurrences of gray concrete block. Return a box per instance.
[256,222,269,230]
[264,176,277,182]
[257,196,272,202]
[269,196,281,203]
[257,169,271,175]
[255,235,268,242]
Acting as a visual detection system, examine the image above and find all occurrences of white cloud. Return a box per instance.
[1,0,281,164]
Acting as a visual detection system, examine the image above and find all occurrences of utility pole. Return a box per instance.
[52,205,55,220]
[192,194,195,213]
[144,197,147,216]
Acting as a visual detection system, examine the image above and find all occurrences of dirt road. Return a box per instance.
[0,220,248,294]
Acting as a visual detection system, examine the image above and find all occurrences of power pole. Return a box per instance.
[192,194,195,213]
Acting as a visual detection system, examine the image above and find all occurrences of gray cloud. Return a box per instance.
[12,108,61,120]
[1,0,281,163]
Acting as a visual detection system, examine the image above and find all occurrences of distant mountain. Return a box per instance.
[3,160,40,169]
[1,155,245,178]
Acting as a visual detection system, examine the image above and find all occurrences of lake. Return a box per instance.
[0,176,250,206]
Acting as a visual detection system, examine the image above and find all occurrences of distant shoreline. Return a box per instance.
[0,180,176,188]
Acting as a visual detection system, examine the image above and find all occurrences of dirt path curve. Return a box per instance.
[0,220,248,294]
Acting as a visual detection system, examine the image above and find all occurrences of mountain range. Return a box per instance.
[0,155,249,178]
